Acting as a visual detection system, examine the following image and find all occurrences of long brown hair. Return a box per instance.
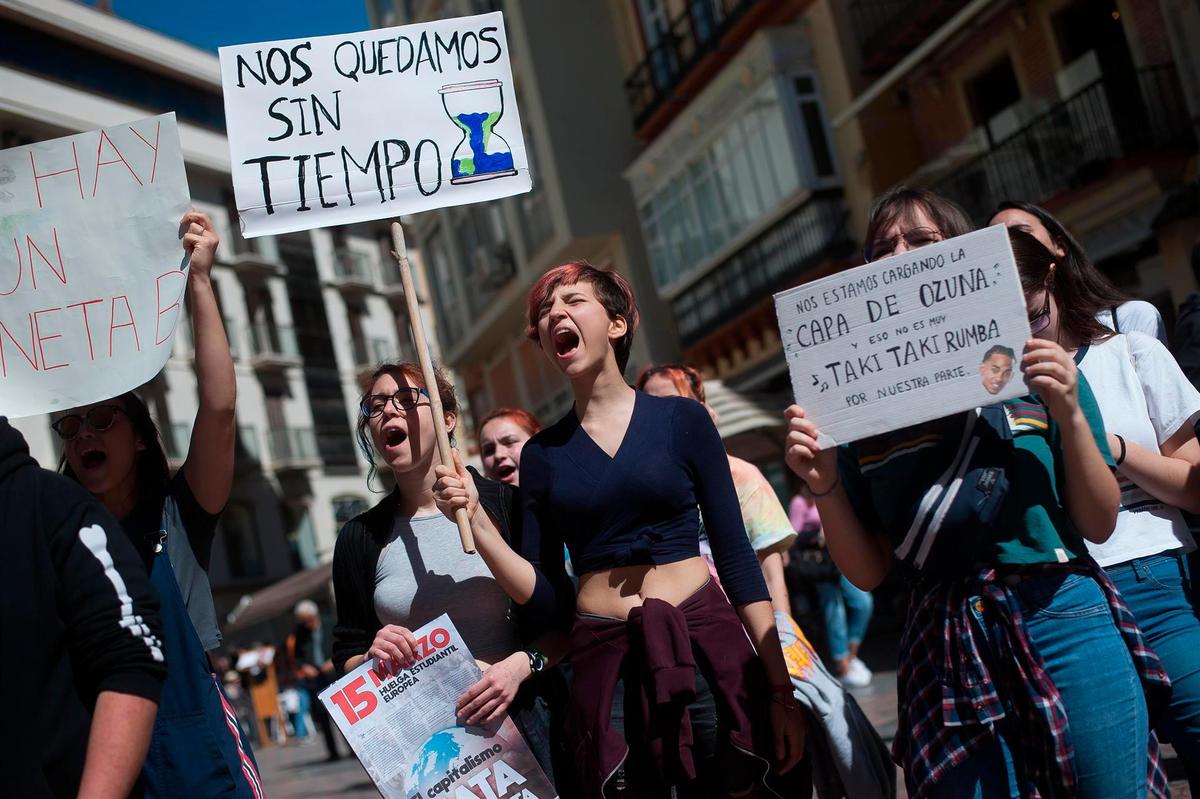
[59,391,171,490]
[1008,228,1113,346]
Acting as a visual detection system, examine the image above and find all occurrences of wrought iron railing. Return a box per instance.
[624,0,762,129]
[933,65,1197,223]
[672,190,854,346]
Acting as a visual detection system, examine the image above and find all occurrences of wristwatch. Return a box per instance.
[525,646,547,674]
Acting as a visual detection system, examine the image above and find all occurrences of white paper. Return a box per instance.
[219,12,531,238]
[0,114,191,418]
[319,614,557,799]
[774,224,1031,445]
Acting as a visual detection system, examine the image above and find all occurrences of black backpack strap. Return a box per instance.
[1111,305,1121,333]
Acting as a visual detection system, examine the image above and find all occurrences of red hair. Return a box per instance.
[477,407,542,439]
[636,363,705,403]
[525,261,640,372]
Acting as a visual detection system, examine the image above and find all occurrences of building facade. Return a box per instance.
[1,0,433,638]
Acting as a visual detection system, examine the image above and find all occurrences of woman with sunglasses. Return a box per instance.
[331,362,563,784]
[994,219,1200,788]
[785,188,1170,797]
[53,212,262,798]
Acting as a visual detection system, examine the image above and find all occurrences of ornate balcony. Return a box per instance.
[848,0,967,75]
[933,65,1197,223]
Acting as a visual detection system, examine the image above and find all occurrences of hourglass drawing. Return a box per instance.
[439,79,518,185]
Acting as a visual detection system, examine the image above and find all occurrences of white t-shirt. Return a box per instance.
[1078,332,1200,566]
[1097,300,1167,344]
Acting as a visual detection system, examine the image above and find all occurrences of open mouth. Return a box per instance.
[80,447,107,469]
[383,427,408,447]
[494,463,517,481]
[553,327,580,358]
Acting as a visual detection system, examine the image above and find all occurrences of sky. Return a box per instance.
[82,0,371,51]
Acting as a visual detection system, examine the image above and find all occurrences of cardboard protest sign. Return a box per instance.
[320,614,557,799]
[0,114,191,418]
[774,224,1030,445]
[219,11,531,238]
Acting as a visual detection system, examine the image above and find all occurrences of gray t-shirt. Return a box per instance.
[374,512,522,663]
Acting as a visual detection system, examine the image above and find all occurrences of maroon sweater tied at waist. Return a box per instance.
[567,580,779,798]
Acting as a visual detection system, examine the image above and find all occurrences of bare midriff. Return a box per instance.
[576,557,713,620]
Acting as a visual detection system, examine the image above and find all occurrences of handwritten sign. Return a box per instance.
[774,224,1030,445]
[219,11,531,238]
[0,114,191,419]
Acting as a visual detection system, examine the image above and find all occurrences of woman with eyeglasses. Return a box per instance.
[53,212,262,798]
[331,362,563,784]
[993,214,1200,788]
[785,187,1170,797]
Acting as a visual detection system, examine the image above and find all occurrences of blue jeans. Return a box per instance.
[929,572,1150,799]
[1107,552,1200,783]
[815,576,873,660]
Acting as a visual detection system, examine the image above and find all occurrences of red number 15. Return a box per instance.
[329,676,378,725]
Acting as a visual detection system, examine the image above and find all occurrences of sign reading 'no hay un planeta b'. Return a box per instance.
[219,11,532,239]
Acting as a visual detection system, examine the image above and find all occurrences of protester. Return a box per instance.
[289,601,342,760]
[52,211,261,798]
[1,416,165,799]
[478,407,541,486]
[636,363,795,615]
[789,484,874,688]
[436,263,808,797]
[785,186,1169,797]
[991,222,1200,785]
[331,362,563,783]
[991,200,1168,342]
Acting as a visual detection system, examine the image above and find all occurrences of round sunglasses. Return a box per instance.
[51,404,127,441]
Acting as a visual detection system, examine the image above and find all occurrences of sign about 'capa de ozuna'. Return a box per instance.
[774,224,1032,446]
[219,11,531,238]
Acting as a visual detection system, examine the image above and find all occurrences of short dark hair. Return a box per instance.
[525,261,640,373]
[864,185,974,260]
[982,345,1015,363]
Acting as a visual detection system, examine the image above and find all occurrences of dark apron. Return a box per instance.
[142,519,264,799]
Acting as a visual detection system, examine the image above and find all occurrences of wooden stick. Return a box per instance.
[390,222,476,554]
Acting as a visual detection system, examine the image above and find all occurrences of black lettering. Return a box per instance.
[377,38,394,75]
[395,36,415,72]
[294,154,311,212]
[334,41,361,81]
[341,142,383,206]
[414,139,441,197]
[383,139,410,200]
[434,31,461,71]
[235,51,267,88]
[313,151,337,209]
[242,155,289,215]
[414,32,437,75]
[266,98,294,142]
[265,47,291,84]
[288,97,311,136]
[460,31,480,68]
[290,42,314,86]
[479,26,501,64]
[311,91,342,135]
[359,38,378,75]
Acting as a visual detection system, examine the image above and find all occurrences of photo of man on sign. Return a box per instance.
[979,345,1016,395]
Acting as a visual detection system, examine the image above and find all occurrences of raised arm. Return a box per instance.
[179,211,236,515]
[1023,339,1118,542]
[784,406,893,591]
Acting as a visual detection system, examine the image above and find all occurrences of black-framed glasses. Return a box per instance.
[864,227,943,262]
[1027,290,1052,335]
[51,404,126,440]
[360,387,431,418]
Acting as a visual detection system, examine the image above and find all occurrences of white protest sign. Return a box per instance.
[0,114,191,418]
[219,12,531,238]
[774,224,1031,445]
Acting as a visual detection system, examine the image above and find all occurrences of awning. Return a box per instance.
[705,379,786,439]
[225,560,333,633]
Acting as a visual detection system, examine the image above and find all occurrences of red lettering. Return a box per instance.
[0,314,38,377]
[26,228,67,290]
[1,238,22,297]
[66,298,103,361]
[32,306,67,371]
[29,143,83,209]
[128,120,161,183]
[154,270,186,345]
[429,627,450,649]
[107,295,141,356]
[329,676,378,726]
[92,130,143,197]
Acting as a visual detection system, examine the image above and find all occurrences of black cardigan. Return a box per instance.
[331,468,572,674]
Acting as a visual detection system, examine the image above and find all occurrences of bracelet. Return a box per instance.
[1114,433,1127,466]
[809,473,841,497]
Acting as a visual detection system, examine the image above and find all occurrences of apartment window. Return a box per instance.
[638,81,802,290]
[794,77,836,179]
[425,226,467,346]
[965,58,1022,128]
[221,503,264,579]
